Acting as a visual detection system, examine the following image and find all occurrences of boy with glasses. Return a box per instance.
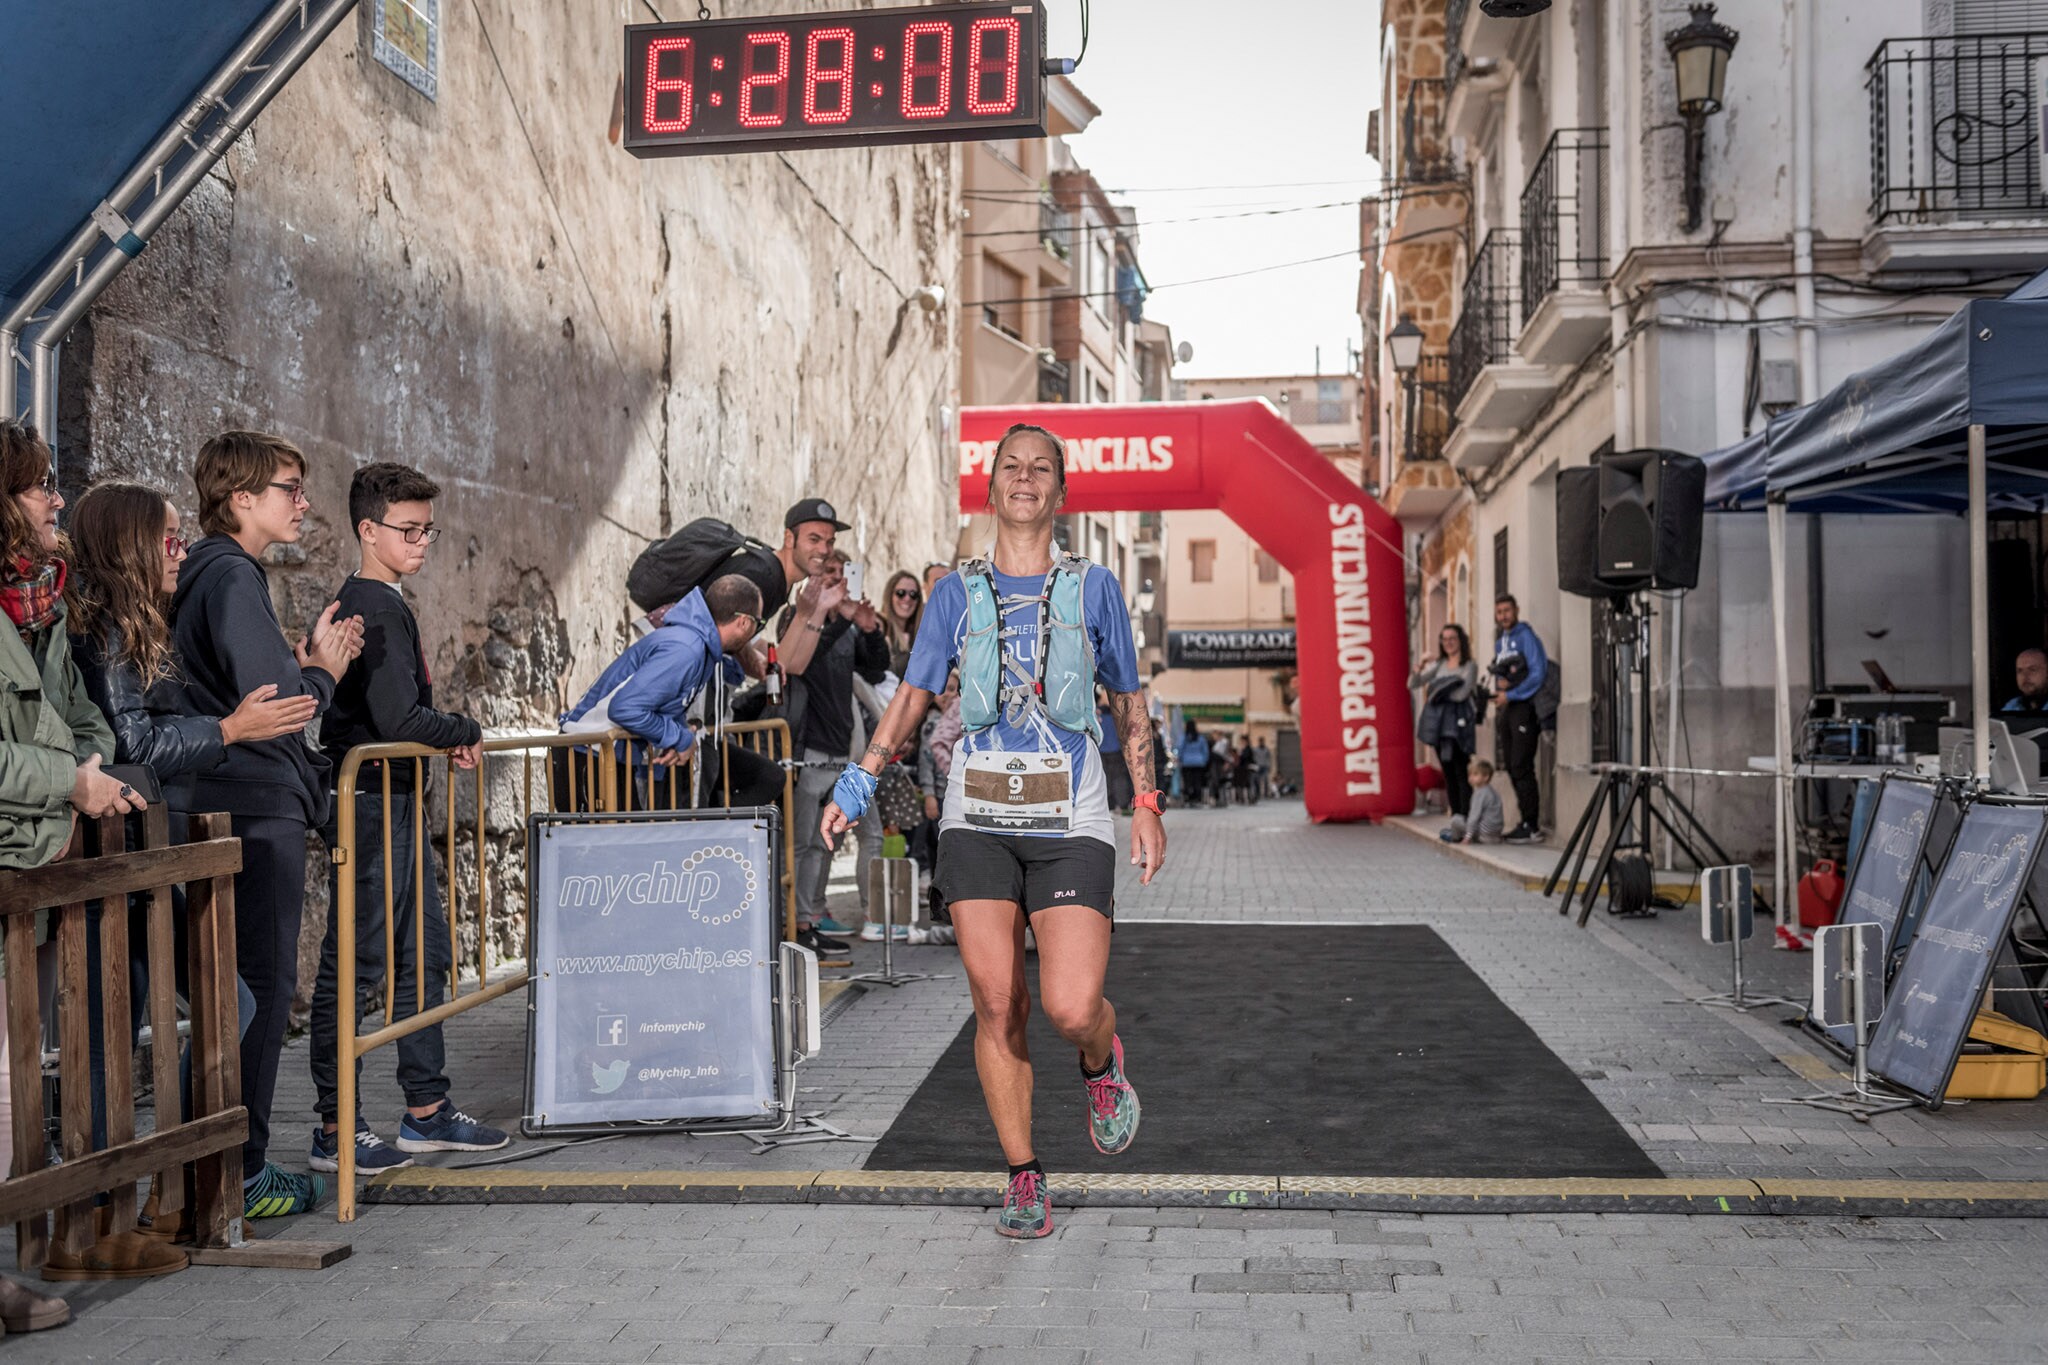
[172,431,364,1217]
[308,462,506,1177]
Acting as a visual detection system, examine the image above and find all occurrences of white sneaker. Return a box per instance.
[927,924,956,945]
[860,921,909,941]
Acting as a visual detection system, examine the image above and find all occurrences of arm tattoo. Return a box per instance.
[1109,691,1155,796]
[865,742,893,762]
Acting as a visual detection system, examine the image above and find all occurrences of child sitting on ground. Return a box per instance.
[1440,759,1505,845]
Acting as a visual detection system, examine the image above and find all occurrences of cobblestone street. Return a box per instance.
[22,802,2048,1362]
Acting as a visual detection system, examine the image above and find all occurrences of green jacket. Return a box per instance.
[0,598,115,871]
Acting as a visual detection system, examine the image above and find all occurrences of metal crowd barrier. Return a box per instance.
[0,810,325,1267]
[330,720,796,1219]
[719,719,798,942]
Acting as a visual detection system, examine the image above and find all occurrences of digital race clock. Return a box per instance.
[623,2,1047,158]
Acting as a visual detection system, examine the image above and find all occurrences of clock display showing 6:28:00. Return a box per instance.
[624,2,1046,157]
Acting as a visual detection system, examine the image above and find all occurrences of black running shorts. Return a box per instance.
[935,828,1116,921]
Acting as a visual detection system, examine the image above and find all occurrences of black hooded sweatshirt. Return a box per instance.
[169,535,337,826]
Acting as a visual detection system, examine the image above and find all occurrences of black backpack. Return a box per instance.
[627,517,777,613]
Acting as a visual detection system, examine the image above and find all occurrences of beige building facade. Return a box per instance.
[1371,0,2048,858]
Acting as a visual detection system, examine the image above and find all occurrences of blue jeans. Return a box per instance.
[310,789,452,1125]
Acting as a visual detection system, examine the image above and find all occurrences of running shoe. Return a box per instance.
[243,1162,324,1219]
[1084,1034,1141,1156]
[309,1122,413,1175]
[396,1101,511,1154]
[817,917,858,935]
[859,921,910,942]
[996,1169,1052,1239]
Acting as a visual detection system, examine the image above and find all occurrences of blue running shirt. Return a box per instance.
[905,564,1141,846]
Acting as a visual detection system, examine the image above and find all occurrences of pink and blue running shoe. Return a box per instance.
[997,1168,1052,1238]
[1084,1034,1141,1156]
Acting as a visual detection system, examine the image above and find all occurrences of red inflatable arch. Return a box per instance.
[959,400,1414,824]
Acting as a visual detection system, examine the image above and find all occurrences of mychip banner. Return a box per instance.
[526,812,779,1132]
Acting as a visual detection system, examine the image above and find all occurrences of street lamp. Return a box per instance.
[1665,3,1739,233]
[1387,314,1424,461]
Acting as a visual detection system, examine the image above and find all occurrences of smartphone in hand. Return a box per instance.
[843,561,864,602]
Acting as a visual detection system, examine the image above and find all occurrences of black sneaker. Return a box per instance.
[796,926,851,953]
[1504,824,1543,844]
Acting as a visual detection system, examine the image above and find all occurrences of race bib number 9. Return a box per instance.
[963,751,1072,833]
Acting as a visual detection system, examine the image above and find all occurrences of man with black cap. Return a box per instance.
[772,498,850,677]
[783,541,888,953]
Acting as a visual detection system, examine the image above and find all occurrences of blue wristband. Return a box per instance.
[832,764,878,822]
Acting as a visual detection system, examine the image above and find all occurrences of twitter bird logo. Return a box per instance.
[590,1059,628,1094]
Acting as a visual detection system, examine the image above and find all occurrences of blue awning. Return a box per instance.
[0,1,280,309]
[1703,296,2048,514]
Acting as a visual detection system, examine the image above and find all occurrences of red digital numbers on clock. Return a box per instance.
[900,21,953,120]
[966,17,1020,116]
[626,3,1045,156]
[643,36,694,133]
[804,27,855,125]
[739,31,791,128]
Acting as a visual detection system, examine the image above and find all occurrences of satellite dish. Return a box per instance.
[1175,340,1194,364]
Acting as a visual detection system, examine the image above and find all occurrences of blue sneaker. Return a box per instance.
[817,917,858,935]
[396,1101,510,1154]
[310,1122,413,1175]
[1084,1034,1141,1156]
[243,1162,324,1219]
[996,1169,1052,1238]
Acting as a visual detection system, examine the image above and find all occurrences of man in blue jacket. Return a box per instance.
[561,574,781,808]
[1491,594,1549,844]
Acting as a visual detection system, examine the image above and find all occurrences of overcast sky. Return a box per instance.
[1039,0,1381,380]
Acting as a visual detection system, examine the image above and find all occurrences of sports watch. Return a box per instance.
[1132,790,1164,815]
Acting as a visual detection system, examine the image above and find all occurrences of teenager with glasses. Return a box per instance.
[309,461,508,1177]
[171,431,364,1218]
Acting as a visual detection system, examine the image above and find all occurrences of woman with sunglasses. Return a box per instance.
[880,569,924,676]
[69,481,320,798]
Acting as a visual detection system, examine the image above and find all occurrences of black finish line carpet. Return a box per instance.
[865,923,1661,1179]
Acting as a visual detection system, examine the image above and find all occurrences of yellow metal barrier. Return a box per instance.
[330,721,795,1220]
[719,719,798,942]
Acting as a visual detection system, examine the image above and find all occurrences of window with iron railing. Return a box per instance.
[1867,32,2048,221]
[1038,356,1070,403]
[1399,353,1452,463]
[1520,129,1609,323]
[1448,229,1521,413]
[1403,77,1457,183]
[1040,196,1073,259]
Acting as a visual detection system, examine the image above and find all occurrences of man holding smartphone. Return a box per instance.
[782,549,887,953]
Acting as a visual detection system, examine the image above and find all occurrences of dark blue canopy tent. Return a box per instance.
[0,0,356,441]
[1699,281,2048,890]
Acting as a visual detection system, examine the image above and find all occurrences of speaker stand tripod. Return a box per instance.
[1548,596,1771,928]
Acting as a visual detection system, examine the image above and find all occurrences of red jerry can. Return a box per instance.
[1798,859,1845,929]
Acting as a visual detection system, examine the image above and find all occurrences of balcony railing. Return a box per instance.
[1520,128,1609,324]
[1448,229,1521,413]
[1040,196,1073,259]
[1403,77,1457,183]
[1868,33,2048,222]
[1400,353,1451,463]
[1445,0,1470,90]
[1038,355,1070,403]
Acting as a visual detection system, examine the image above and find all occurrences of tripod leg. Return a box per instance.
[1548,770,1610,901]
[1578,774,1645,927]
[1558,773,1615,918]
[1653,783,1775,916]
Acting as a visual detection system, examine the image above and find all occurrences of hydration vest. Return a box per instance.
[959,552,1101,744]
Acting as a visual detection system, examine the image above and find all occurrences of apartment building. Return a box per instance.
[1369,0,2048,857]
[957,81,1178,670]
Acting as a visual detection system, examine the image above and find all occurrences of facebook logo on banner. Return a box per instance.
[598,1014,627,1047]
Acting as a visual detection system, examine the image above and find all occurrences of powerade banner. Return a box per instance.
[1167,629,1296,669]
[527,815,777,1130]
[959,400,1413,823]
[1866,802,2046,1104]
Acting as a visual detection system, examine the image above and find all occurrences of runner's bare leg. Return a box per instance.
[952,899,1036,1165]
[1031,904,1115,1072]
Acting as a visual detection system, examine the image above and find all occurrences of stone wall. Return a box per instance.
[56,3,963,1005]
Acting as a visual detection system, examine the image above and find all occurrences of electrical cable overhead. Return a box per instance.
[959,247,1358,311]
[962,199,1356,239]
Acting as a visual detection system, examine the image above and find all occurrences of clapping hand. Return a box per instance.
[297,601,364,680]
